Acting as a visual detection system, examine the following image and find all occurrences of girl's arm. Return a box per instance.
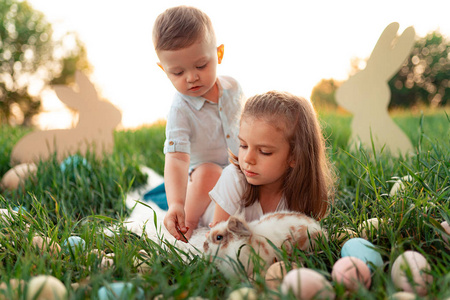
[163,152,190,241]
[209,204,230,228]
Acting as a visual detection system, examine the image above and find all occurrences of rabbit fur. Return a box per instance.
[203,210,323,277]
[11,71,122,164]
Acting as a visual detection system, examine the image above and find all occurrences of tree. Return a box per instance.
[389,30,450,108]
[310,78,341,109]
[0,0,91,126]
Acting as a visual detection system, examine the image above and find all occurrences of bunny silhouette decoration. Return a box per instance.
[11,71,122,164]
[335,22,415,155]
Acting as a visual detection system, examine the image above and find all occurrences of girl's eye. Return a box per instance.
[260,151,272,156]
[173,71,183,76]
[239,145,248,149]
[197,64,207,70]
[216,235,223,241]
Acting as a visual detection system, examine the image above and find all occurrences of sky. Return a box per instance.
[28,0,450,129]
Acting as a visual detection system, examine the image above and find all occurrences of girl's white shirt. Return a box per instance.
[199,164,288,227]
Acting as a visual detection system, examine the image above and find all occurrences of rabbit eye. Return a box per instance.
[216,235,223,241]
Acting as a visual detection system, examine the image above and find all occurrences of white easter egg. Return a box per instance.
[32,235,61,255]
[331,256,371,291]
[389,291,417,300]
[0,209,17,225]
[265,261,299,290]
[389,175,413,196]
[440,221,450,243]
[391,251,432,296]
[100,254,115,269]
[281,268,335,300]
[227,287,258,300]
[0,163,37,190]
[27,275,67,300]
[97,282,144,300]
[358,218,383,240]
[0,279,24,300]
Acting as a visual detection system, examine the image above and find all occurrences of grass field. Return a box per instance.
[0,109,449,299]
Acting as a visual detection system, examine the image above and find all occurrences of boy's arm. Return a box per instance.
[163,152,190,241]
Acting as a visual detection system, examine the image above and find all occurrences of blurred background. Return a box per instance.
[1,0,449,129]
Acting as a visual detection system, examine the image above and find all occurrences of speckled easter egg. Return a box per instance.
[32,235,61,255]
[0,163,37,190]
[133,250,152,273]
[391,251,432,296]
[331,256,371,291]
[97,282,144,300]
[60,155,90,172]
[265,261,299,290]
[358,218,384,240]
[389,291,417,300]
[27,275,67,300]
[440,221,450,243]
[341,238,383,271]
[281,268,335,300]
[63,236,86,255]
[227,287,258,300]
[332,228,358,246]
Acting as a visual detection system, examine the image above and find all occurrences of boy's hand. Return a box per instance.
[164,203,189,242]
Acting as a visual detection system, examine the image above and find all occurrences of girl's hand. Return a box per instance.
[164,203,189,242]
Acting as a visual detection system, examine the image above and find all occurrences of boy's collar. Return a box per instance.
[181,78,224,111]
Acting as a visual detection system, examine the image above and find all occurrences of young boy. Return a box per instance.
[152,6,245,241]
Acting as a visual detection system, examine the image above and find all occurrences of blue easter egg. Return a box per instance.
[12,206,27,213]
[63,236,86,255]
[98,282,144,300]
[341,238,383,271]
[60,155,90,172]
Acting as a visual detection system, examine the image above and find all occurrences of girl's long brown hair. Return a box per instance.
[232,91,335,220]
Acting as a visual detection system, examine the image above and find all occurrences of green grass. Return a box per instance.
[0,109,449,299]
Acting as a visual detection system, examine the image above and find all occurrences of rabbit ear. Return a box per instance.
[367,22,415,79]
[53,86,81,110]
[75,71,98,100]
[227,216,251,237]
[53,71,99,109]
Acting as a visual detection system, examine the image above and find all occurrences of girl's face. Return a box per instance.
[238,116,292,191]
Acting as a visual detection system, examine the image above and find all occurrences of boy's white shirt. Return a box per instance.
[163,75,245,170]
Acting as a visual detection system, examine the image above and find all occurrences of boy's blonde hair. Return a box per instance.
[153,6,216,52]
[233,91,335,220]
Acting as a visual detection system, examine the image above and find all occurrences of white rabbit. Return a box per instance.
[335,22,415,155]
[10,71,122,164]
[203,211,323,278]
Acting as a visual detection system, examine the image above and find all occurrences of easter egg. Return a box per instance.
[389,291,417,300]
[265,261,299,290]
[358,218,384,240]
[389,175,413,196]
[12,206,28,213]
[391,251,432,296]
[332,228,358,246]
[32,235,61,255]
[440,221,450,243]
[0,163,37,190]
[63,236,86,255]
[60,155,90,172]
[27,275,67,300]
[97,282,144,300]
[100,253,115,269]
[0,208,17,225]
[331,256,371,291]
[0,279,24,300]
[133,250,152,273]
[281,268,335,300]
[341,238,383,271]
[227,287,258,300]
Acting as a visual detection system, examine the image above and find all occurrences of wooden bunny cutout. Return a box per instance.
[11,71,122,164]
[335,22,415,155]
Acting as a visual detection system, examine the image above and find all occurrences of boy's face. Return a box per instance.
[157,41,223,102]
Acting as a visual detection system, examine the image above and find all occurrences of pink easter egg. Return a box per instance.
[281,268,335,300]
[332,256,371,291]
[441,221,450,243]
[391,251,432,296]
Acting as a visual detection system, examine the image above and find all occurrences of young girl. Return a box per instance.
[208,90,335,226]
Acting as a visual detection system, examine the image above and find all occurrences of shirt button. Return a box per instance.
[226,134,230,139]
[169,141,174,146]
[219,107,223,111]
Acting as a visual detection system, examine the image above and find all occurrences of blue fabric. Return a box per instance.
[143,182,168,210]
